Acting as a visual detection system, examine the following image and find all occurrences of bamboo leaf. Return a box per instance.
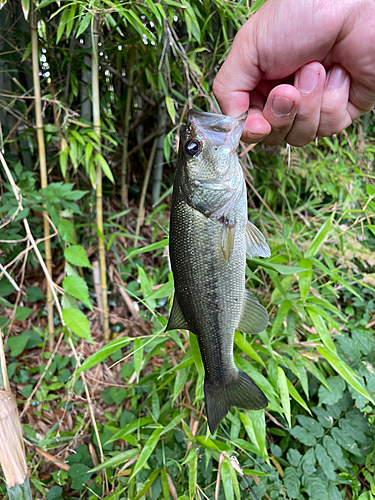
[221,459,234,500]
[161,469,170,500]
[95,153,114,183]
[133,338,143,382]
[89,448,139,472]
[125,239,168,260]
[317,347,375,404]
[250,258,309,275]
[188,448,197,499]
[130,427,163,479]
[134,470,160,500]
[271,299,291,336]
[286,378,311,414]
[307,308,336,353]
[76,13,92,37]
[305,213,334,258]
[277,366,291,427]
[77,337,132,373]
[234,331,266,368]
[299,258,312,301]
[165,96,176,124]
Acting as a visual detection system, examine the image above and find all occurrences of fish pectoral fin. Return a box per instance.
[221,220,237,263]
[166,295,188,331]
[237,290,269,334]
[246,221,271,258]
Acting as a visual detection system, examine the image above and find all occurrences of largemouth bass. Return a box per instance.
[167,109,271,434]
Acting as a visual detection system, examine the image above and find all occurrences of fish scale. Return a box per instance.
[167,109,271,433]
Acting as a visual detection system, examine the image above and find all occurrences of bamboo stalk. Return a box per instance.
[152,106,166,205]
[134,138,158,248]
[120,47,135,217]
[30,3,54,351]
[92,19,109,344]
[0,329,32,500]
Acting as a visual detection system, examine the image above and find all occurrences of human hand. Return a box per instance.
[213,0,375,146]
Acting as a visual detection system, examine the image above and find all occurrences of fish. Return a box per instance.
[166,109,271,434]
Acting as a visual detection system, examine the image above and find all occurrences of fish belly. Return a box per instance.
[169,195,246,381]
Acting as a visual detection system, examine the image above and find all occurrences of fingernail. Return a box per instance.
[296,64,320,94]
[271,96,295,117]
[326,66,347,89]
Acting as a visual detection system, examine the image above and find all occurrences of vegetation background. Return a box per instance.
[0,0,375,499]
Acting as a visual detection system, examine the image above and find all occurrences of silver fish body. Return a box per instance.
[167,110,271,434]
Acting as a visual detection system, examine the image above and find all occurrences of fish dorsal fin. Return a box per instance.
[237,290,269,334]
[221,220,237,263]
[246,221,271,258]
[166,295,188,331]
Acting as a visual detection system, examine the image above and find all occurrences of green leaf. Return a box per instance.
[106,417,154,444]
[95,153,114,183]
[125,239,168,260]
[146,279,174,300]
[130,427,163,479]
[165,96,176,124]
[250,258,308,275]
[64,245,93,269]
[6,335,29,357]
[283,467,300,499]
[315,444,336,480]
[62,308,92,343]
[221,459,234,500]
[286,378,311,414]
[305,213,334,258]
[299,258,312,301]
[271,300,291,337]
[307,308,336,353]
[318,376,345,406]
[302,475,329,500]
[58,219,76,244]
[76,13,92,37]
[133,338,143,382]
[161,408,190,436]
[15,307,33,321]
[89,448,139,472]
[62,276,92,310]
[189,331,204,379]
[290,426,316,446]
[317,347,375,404]
[161,469,170,500]
[134,469,160,500]
[188,448,197,499]
[277,367,291,426]
[77,337,132,373]
[234,331,266,368]
[248,410,268,459]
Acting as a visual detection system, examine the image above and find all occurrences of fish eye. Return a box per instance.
[184,139,202,157]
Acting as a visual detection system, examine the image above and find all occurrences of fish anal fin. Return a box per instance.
[221,220,237,263]
[166,295,188,331]
[246,221,271,258]
[204,370,268,434]
[237,290,269,335]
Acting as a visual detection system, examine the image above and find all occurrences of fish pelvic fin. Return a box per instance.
[166,295,188,331]
[204,371,268,434]
[246,221,271,258]
[237,290,269,335]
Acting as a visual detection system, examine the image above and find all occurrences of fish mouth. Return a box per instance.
[186,109,247,147]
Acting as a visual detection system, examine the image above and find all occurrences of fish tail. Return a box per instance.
[204,370,268,434]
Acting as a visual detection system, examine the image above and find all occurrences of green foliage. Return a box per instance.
[1,0,375,498]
